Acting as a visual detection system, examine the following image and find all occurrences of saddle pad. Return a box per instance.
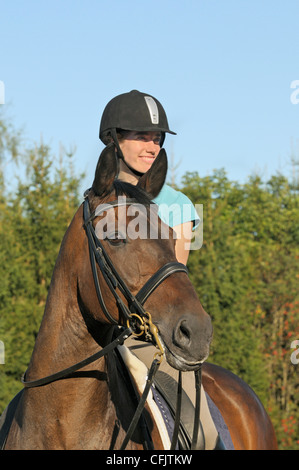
[154,371,234,450]
[153,370,205,449]
[151,386,179,449]
[205,393,234,450]
[126,337,234,450]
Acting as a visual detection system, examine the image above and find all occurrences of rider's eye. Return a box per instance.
[106,232,127,246]
[136,133,147,141]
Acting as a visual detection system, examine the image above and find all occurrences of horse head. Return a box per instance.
[79,144,213,371]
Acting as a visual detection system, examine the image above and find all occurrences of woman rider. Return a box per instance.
[99,89,199,265]
[98,90,225,449]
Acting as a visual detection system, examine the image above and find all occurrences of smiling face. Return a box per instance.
[119,131,162,174]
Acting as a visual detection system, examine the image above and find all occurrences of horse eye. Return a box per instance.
[106,232,127,246]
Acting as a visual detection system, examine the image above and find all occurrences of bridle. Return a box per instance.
[21,194,203,450]
[83,193,188,375]
[83,195,188,334]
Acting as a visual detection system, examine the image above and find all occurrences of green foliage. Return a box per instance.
[182,170,299,450]
[0,116,84,412]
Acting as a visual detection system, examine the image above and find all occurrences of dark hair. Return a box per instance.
[101,129,129,146]
[112,179,152,205]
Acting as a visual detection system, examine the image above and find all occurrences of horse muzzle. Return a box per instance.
[158,313,213,371]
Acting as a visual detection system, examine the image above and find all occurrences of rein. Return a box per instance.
[21,195,203,450]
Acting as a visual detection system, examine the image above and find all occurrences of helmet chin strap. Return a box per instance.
[121,160,145,178]
[110,128,124,158]
[110,128,145,179]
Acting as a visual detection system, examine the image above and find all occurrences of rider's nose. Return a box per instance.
[145,140,158,155]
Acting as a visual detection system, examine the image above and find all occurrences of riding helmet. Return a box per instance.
[99,90,176,147]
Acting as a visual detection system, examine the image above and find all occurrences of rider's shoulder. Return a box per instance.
[153,184,192,207]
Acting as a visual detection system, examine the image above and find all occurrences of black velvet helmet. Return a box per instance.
[99,90,176,147]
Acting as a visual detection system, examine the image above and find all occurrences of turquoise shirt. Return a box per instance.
[153,184,199,229]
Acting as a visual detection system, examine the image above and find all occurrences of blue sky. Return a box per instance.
[1,0,299,196]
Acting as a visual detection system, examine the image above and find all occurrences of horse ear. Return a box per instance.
[137,148,168,199]
[92,143,119,196]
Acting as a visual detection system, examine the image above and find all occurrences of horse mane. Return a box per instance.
[111,179,154,206]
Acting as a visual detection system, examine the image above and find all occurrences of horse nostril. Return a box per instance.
[180,322,191,340]
[174,319,191,348]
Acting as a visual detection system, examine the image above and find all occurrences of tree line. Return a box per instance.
[0,113,298,449]
[181,168,299,449]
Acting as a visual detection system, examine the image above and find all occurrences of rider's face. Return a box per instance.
[119,131,161,174]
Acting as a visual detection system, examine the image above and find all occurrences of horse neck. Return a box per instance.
[26,206,108,383]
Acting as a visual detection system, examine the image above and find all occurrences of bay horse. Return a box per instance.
[1,145,277,450]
